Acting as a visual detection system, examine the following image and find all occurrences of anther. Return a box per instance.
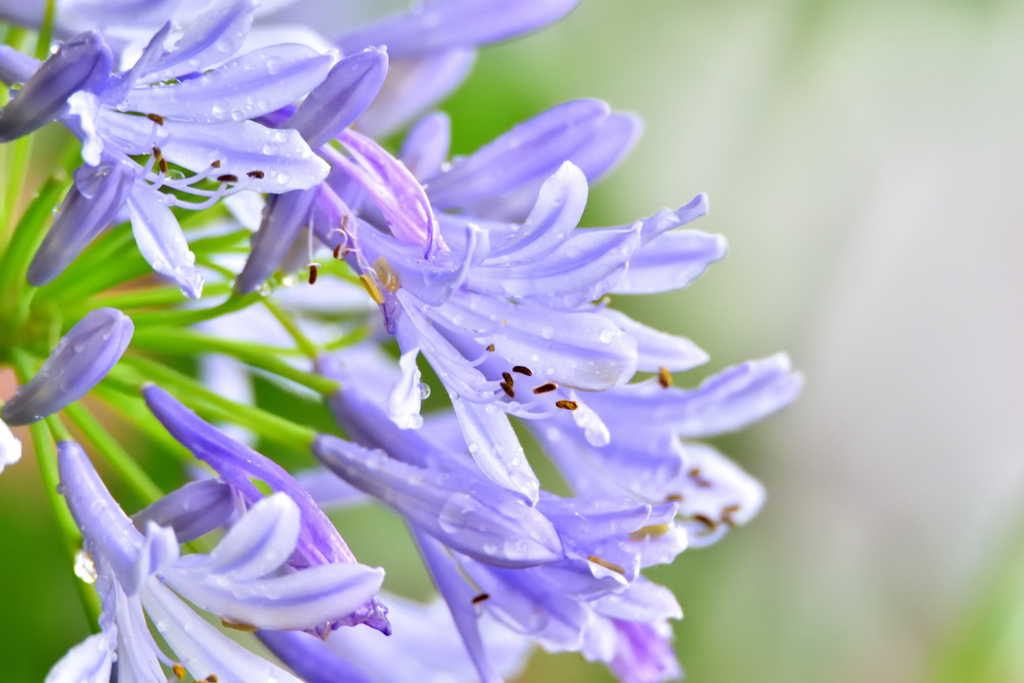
[500,382,515,398]
[533,382,558,394]
[486,344,495,352]
[173,664,186,680]
[152,146,163,161]
[692,513,717,530]
[587,555,626,575]
[658,366,673,389]
[372,257,401,293]
[216,174,239,183]
[629,524,672,541]
[689,467,712,488]
[333,243,347,259]
[220,618,258,632]
[502,371,514,387]
[210,160,221,168]
[359,273,385,305]
[159,158,168,174]
[247,170,265,179]
[147,113,164,125]
[307,263,319,285]
[721,504,741,527]
[512,366,532,376]
[555,399,578,410]
[208,677,219,683]
[471,593,490,604]
[664,493,684,503]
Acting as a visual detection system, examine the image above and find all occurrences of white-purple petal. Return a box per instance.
[233,187,318,295]
[141,0,257,83]
[449,398,539,503]
[0,416,23,475]
[612,229,727,295]
[400,111,451,182]
[598,308,709,373]
[125,43,333,123]
[131,479,235,543]
[127,180,204,298]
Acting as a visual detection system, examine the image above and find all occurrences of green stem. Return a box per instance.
[0,137,34,243]
[34,0,57,61]
[263,297,320,358]
[130,329,338,394]
[0,170,70,322]
[323,325,370,351]
[113,356,318,451]
[69,282,233,318]
[129,292,262,329]
[62,402,164,505]
[92,383,195,465]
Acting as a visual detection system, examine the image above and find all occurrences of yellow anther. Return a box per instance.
[359,273,385,304]
[173,664,186,680]
[587,555,626,575]
[372,257,400,292]
[220,618,258,632]
[657,366,673,388]
[629,524,672,541]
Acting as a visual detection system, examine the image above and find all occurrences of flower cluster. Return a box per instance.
[0,1,801,682]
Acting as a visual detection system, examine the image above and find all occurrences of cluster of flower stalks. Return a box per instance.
[0,1,802,682]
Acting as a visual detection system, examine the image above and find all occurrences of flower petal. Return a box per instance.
[131,479,235,543]
[355,48,474,140]
[204,492,300,581]
[233,187,317,295]
[27,155,136,287]
[0,46,41,85]
[400,111,451,182]
[142,0,257,83]
[256,630,374,683]
[426,100,608,210]
[0,416,23,475]
[335,0,579,59]
[598,309,708,373]
[2,310,134,426]
[287,46,388,149]
[449,398,539,503]
[125,44,333,124]
[127,180,204,298]
[43,630,116,683]
[612,229,727,295]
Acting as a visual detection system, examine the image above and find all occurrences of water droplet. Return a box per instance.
[467,442,479,454]
[599,328,614,343]
[230,109,245,121]
[418,383,431,399]
[73,549,97,584]
[266,57,283,74]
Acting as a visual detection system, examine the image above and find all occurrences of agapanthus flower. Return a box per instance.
[1,307,133,426]
[50,440,384,682]
[0,0,332,297]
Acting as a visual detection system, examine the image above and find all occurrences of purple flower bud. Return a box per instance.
[0,31,112,142]
[27,155,136,287]
[2,308,133,426]
[131,479,236,544]
[233,187,318,295]
[287,47,389,150]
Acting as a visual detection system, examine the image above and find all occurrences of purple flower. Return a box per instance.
[1,307,133,426]
[50,440,384,682]
[0,0,333,296]
[142,382,391,633]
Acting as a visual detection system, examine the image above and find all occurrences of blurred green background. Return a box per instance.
[4,0,1024,680]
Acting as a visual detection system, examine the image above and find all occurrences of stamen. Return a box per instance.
[533,382,558,394]
[692,513,717,530]
[247,170,265,179]
[173,664,186,680]
[499,382,515,398]
[630,524,672,541]
[359,273,385,304]
[372,257,401,292]
[159,158,168,174]
[689,467,712,489]
[664,493,684,503]
[587,555,626,575]
[208,677,219,683]
[471,593,491,604]
[512,366,532,376]
[486,344,495,352]
[501,371,514,387]
[721,504,741,527]
[216,174,239,183]
[147,113,164,125]
[307,262,320,285]
[658,366,673,388]
[220,618,258,632]
[555,399,578,410]
[210,160,221,168]
[319,622,332,640]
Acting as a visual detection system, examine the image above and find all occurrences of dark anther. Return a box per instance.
[208,676,219,683]
[486,344,495,352]
[471,593,490,604]
[247,170,265,179]
[512,366,532,376]
[721,504,741,527]
[657,366,673,389]
[500,382,515,398]
[555,399,578,410]
[152,146,163,160]
[147,113,164,125]
[502,371,513,386]
[217,174,239,183]
[533,382,558,394]
[664,493,684,503]
[693,513,717,529]
[308,264,319,285]
[333,244,345,259]
[210,160,221,168]
[158,158,168,174]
